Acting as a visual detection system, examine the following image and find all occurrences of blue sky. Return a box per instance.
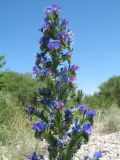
[0,0,120,94]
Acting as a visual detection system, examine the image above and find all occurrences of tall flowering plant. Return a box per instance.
[26,4,102,160]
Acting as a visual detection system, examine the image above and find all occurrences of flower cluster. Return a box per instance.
[26,4,102,160]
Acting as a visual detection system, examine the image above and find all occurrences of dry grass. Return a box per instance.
[0,92,44,160]
[94,105,120,134]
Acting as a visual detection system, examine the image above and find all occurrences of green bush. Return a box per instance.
[0,55,5,70]
[84,75,120,108]
[1,71,43,105]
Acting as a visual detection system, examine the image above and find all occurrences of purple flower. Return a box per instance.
[78,105,87,113]
[25,152,37,160]
[43,68,52,76]
[70,65,79,72]
[32,121,46,132]
[82,122,92,134]
[32,66,39,74]
[42,18,50,31]
[56,30,73,45]
[45,4,60,15]
[52,4,60,12]
[54,101,64,109]
[48,41,61,50]
[86,110,96,118]
[61,18,69,26]
[93,151,102,159]
[33,66,42,75]
[68,77,76,84]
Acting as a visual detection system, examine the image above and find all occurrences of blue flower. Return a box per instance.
[48,41,61,50]
[70,64,79,72]
[56,30,73,45]
[43,68,52,76]
[72,124,81,133]
[78,105,87,113]
[32,66,39,74]
[61,18,69,26]
[82,122,92,134]
[64,109,73,122]
[60,67,67,75]
[32,121,46,132]
[84,156,90,160]
[86,110,96,118]
[93,151,102,159]
[64,109,73,116]
[40,98,50,106]
[63,75,68,83]
[57,139,64,147]
[38,88,46,95]
[25,152,37,160]
[32,66,42,74]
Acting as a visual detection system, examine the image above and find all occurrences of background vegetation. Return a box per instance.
[0,55,120,159]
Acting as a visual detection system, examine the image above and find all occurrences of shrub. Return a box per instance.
[84,76,120,109]
[1,71,42,105]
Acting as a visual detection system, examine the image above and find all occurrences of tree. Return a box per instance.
[0,55,5,70]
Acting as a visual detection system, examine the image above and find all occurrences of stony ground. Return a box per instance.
[40,130,120,160]
[75,131,120,160]
[1,130,120,160]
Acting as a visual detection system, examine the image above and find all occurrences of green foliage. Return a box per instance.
[1,71,42,105]
[0,73,6,90]
[64,133,89,160]
[84,75,120,108]
[0,55,5,70]
[0,55,6,89]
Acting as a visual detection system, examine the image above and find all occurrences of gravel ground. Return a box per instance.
[1,131,120,160]
[75,131,120,160]
[40,131,120,160]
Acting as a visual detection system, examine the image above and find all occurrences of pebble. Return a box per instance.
[75,132,120,160]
